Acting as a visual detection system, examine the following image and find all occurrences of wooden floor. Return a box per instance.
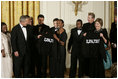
[12,68,113,78]
[46,68,112,78]
[66,69,112,78]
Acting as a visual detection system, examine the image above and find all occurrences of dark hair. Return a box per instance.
[30,17,34,26]
[95,18,103,27]
[58,19,64,24]
[53,18,59,22]
[58,19,64,27]
[1,22,6,29]
[76,19,83,26]
[1,22,7,32]
[37,14,44,19]
[25,15,30,18]
[88,12,95,18]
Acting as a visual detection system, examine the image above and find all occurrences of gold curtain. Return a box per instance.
[1,1,40,31]
[110,1,115,23]
[109,1,114,31]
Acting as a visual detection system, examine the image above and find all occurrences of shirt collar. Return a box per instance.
[38,23,44,25]
[76,27,82,30]
[20,23,24,28]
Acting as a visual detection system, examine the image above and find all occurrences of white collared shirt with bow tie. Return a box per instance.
[77,29,82,35]
[20,23,27,40]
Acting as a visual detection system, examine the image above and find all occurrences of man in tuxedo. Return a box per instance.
[110,15,117,63]
[68,19,84,78]
[11,15,33,78]
[82,12,95,77]
[33,14,50,77]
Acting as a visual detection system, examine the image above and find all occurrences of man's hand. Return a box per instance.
[14,51,19,57]
[53,34,57,39]
[112,43,117,48]
[83,33,87,36]
[37,35,42,39]
[1,49,5,57]
[60,41,64,46]
[68,50,71,54]
[53,34,60,42]
[100,33,104,37]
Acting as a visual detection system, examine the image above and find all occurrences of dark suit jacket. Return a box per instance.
[68,27,84,56]
[33,24,50,54]
[33,24,50,36]
[11,24,33,56]
[50,27,55,34]
[82,22,95,33]
[110,22,117,44]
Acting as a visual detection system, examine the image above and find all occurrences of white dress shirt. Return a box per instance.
[20,23,27,40]
[77,29,82,35]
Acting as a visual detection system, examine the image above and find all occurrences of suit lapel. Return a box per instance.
[75,28,79,37]
[18,24,26,41]
[26,27,30,40]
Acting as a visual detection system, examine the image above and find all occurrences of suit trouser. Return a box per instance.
[36,54,42,77]
[69,53,84,78]
[30,49,37,77]
[83,57,105,78]
[36,41,43,77]
[30,52,42,78]
[13,53,30,78]
[41,47,51,78]
[41,54,48,78]
[56,51,66,78]
[112,48,117,63]
[83,58,90,76]
[49,52,58,77]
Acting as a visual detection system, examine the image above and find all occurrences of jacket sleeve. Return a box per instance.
[103,29,109,45]
[100,38,107,62]
[1,34,4,50]
[68,29,73,50]
[62,32,67,43]
[82,24,86,33]
[11,27,18,53]
[41,26,50,36]
[109,23,114,43]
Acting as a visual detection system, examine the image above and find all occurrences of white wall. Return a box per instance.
[40,1,110,68]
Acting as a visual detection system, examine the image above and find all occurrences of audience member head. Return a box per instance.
[76,19,83,29]
[1,22,7,33]
[95,18,103,31]
[53,18,59,28]
[88,12,95,23]
[37,14,44,24]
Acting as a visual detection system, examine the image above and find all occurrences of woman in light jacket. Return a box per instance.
[1,22,13,78]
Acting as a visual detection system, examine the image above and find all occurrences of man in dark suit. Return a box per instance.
[50,18,59,34]
[82,12,95,36]
[25,16,37,77]
[110,15,117,63]
[11,15,33,78]
[33,14,50,77]
[82,12,95,77]
[50,18,59,77]
[68,19,84,78]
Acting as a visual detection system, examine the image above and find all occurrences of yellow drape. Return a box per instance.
[1,1,40,31]
[109,1,115,31]
[109,1,115,24]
